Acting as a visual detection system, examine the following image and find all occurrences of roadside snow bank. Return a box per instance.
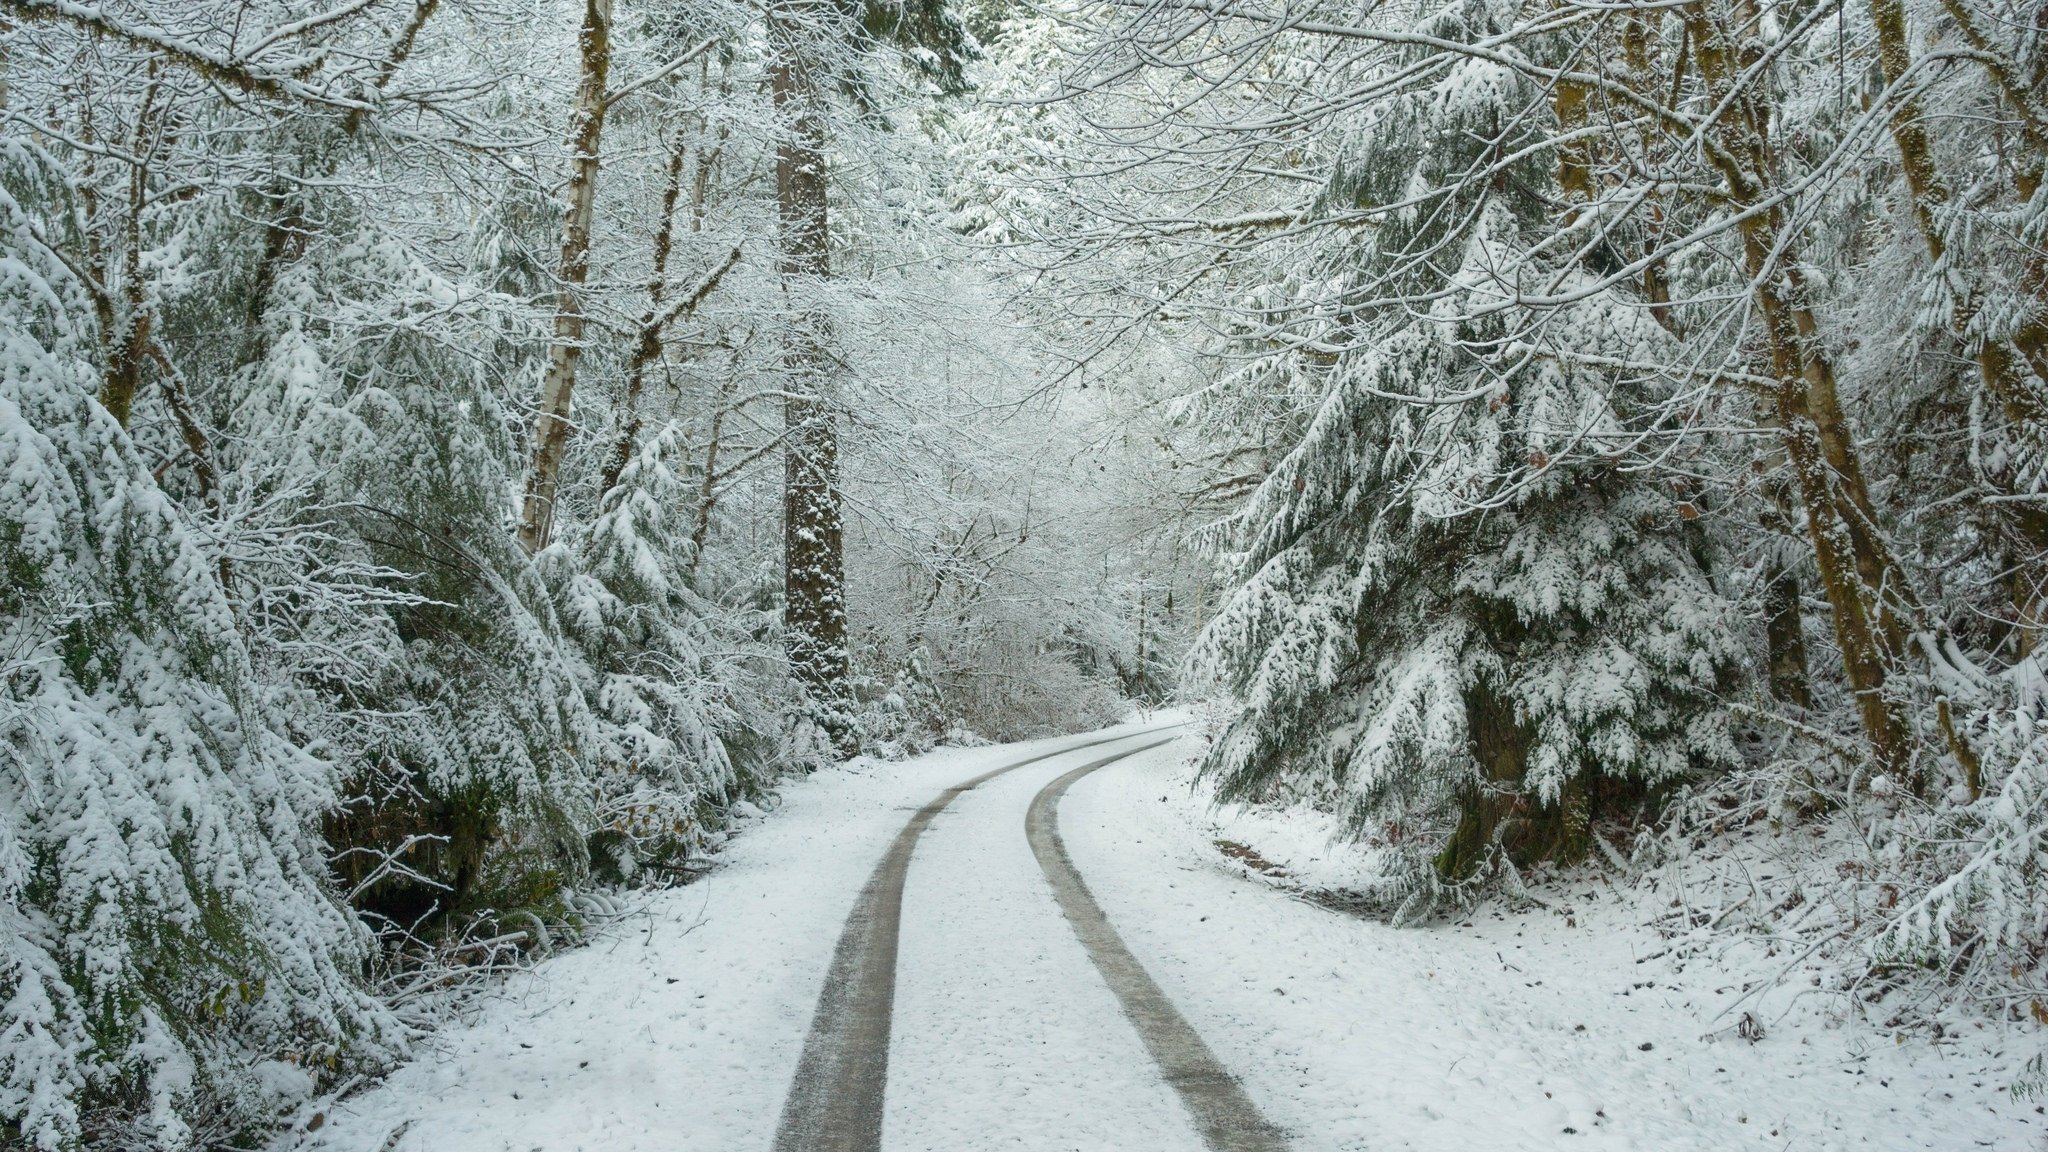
[1098,739,2046,1150]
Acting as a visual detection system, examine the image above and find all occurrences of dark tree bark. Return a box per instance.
[771,6,856,754]
[80,77,162,429]
[597,129,692,501]
[1764,566,1813,710]
[1438,678,1530,882]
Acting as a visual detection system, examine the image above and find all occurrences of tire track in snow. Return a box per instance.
[771,727,1180,1152]
[1028,752,1291,1152]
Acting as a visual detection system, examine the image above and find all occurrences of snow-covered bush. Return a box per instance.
[1851,659,2048,1027]
[544,423,786,883]
[0,4,793,1137]
[0,144,398,1151]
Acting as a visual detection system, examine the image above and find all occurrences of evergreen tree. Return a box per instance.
[1188,0,1744,904]
[0,140,397,1151]
[769,0,976,756]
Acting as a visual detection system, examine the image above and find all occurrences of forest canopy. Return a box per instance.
[6,0,2048,1143]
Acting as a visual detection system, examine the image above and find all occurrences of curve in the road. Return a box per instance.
[1027,754,1291,1152]
[771,728,1181,1152]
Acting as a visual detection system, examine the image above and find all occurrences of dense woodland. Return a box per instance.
[3,0,2048,1144]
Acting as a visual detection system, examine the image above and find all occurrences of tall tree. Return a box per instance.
[766,0,974,754]
[769,0,853,746]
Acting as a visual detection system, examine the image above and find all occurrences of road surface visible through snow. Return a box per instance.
[293,724,2045,1152]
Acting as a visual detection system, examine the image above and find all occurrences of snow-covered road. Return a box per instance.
[295,727,2045,1152]
[774,728,1206,1151]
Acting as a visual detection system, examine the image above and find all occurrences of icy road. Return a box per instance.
[294,723,2043,1152]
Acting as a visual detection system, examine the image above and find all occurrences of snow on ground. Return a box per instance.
[1087,742,2048,1150]
[289,721,1169,1152]
[290,726,2045,1152]
[885,743,1205,1149]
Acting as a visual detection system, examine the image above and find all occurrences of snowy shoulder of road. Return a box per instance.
[290,726,2044,1152]
[1062,740,2047,1151]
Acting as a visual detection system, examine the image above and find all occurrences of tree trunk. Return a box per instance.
[687,364,740,577]
[1929,0,2048,198]
[515,0,612,555]
[1622,15,1679,335]
[1867,0,2048,432]
[1764,251,1917,775]
[1925,1,2048,389]
[344,0,440,137]
[1680,0,1917,774]
[599,130,692,501]
[1764,564,1813,709]
[1864,0,2048,646]
[596,242,740,501]
[83,79,161,428]
[771,8,855,754]
[1438,678,1529,882]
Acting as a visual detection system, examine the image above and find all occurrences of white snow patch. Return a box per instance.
[1071,740,2048,1150]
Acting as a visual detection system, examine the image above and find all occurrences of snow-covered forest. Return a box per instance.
[3,0,2047,1146]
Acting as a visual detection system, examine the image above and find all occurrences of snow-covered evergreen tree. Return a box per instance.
[1167,0,1749,901]
[0,139,398,1151]
[1194,267,1743,902]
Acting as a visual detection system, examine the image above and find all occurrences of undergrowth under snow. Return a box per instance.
[1172,751,2048,1115]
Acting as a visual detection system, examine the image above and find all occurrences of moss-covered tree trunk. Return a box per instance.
[1438,678,1530,882]
[1679,0,1918,775]
[1764,565,1813,709]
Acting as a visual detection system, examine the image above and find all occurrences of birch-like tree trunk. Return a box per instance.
[515,0,612,554]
